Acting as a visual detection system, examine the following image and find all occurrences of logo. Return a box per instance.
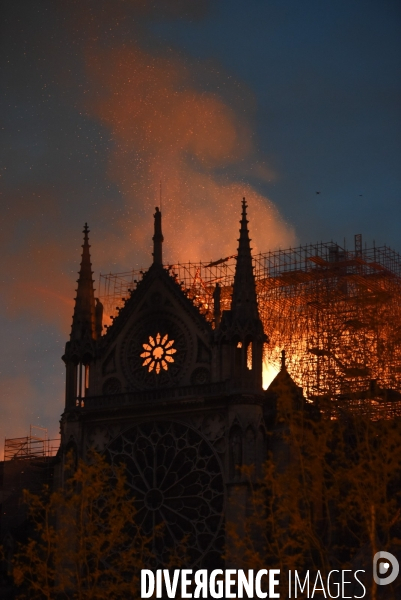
[373,551,399,586]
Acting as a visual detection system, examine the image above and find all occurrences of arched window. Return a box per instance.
[246,341,253,370]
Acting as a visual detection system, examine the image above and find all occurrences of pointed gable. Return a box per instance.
[265,350,307,420]
[92,211,213,395]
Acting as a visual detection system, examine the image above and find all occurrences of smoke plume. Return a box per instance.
[84,43,295,264]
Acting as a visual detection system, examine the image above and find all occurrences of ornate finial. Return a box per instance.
[153,207,164,265]
[239,197,250,237]
[241,197,247,219]
[281,349,286,370]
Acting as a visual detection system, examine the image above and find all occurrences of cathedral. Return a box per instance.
[2,201,400,598]
[0,199,306,586]
[59,198,296,568]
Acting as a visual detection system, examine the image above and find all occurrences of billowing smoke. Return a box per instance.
[84,43,295,264]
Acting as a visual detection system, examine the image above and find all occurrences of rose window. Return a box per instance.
[106,421,225,568]
[121,314,191,389]
[140,333,176,374]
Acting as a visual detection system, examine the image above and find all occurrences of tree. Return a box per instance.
[9,451,154,600]
[227,392,401,600]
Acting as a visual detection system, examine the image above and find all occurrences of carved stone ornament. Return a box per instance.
[191,367,210,386]
[191,414,226,454]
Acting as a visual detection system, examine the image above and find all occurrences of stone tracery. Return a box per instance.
[106,421,225,567]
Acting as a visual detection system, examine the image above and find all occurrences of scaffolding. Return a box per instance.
[4,426,60,461]
[98,256,237,325]
[99,237,401,415]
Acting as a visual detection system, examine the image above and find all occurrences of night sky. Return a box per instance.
[1,0,400,456]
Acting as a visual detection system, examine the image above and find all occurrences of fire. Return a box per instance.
[263,359,280,390]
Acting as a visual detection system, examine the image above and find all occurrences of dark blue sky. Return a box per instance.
[158,0,401,245]
[1,0,400,452]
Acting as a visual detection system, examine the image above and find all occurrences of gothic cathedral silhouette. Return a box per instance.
[60,200,282,568]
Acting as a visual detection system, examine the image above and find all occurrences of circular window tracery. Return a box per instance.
[121,313,192,389]
[106,421,225,567]
[191,367,210,385]
[140,333,177,374]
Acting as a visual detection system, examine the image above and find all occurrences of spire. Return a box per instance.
[152,206,164,265]
[70,223,97,342]
[231,198,259,321]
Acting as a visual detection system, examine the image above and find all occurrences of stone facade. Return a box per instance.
[59,199,277,568]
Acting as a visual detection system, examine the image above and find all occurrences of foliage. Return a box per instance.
[10,451,153,600]
[227,402,401,599]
